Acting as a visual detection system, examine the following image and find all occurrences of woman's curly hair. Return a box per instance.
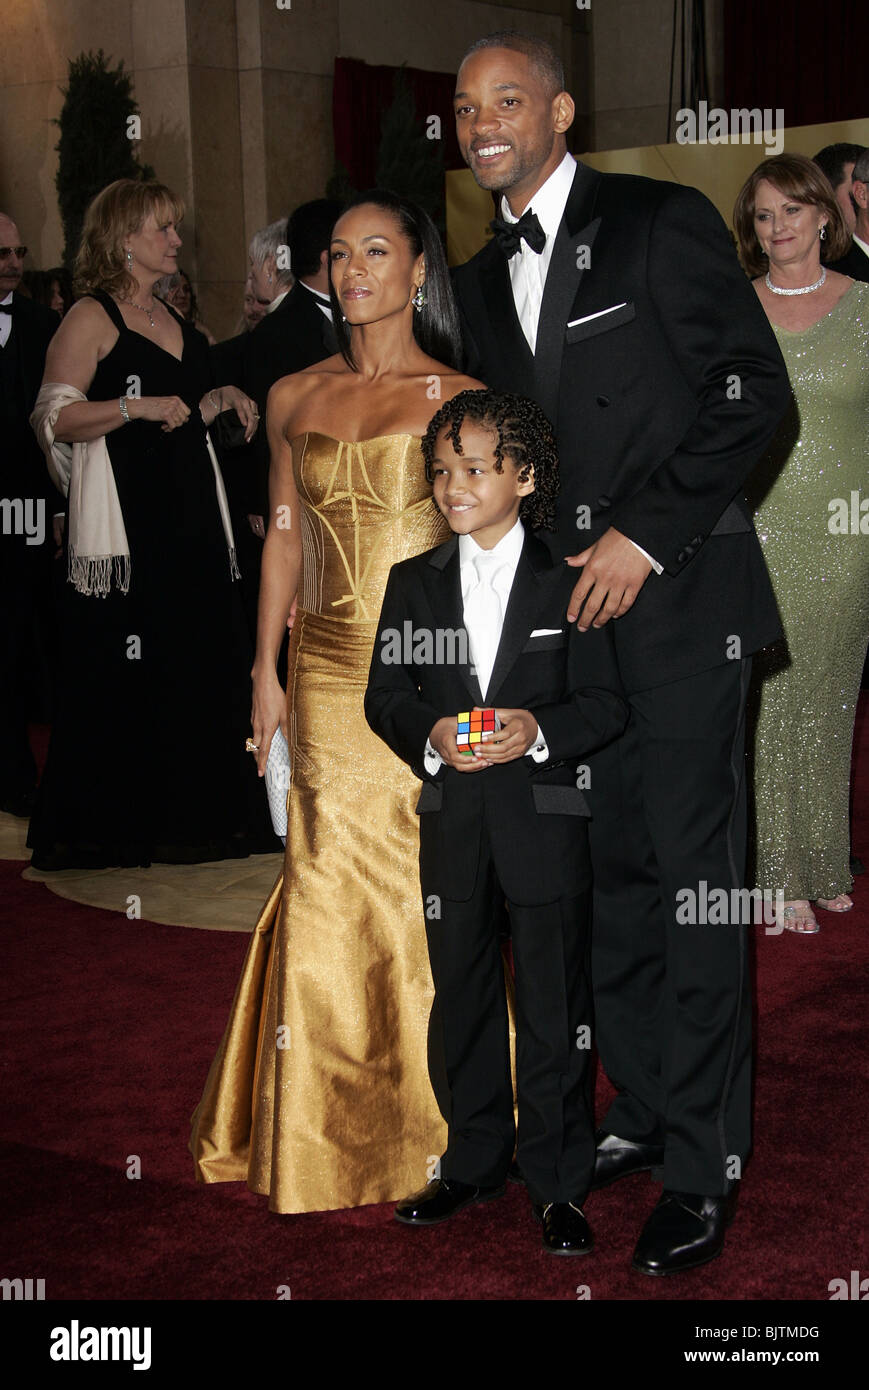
[421,388,559,532]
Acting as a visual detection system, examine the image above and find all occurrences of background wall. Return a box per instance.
[7,0,854,343]
[447,117,869,265]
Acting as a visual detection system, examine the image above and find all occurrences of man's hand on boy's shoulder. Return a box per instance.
[429,716,491,772]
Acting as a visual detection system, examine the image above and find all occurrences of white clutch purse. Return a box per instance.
[264,726,291,845]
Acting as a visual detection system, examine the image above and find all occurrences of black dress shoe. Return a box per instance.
[592,1130,664,1189]
[532,1200,594,1256]
[394,1177,505,1226]
[632,1189,735,1276]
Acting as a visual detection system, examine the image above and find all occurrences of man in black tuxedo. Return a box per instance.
[224,202,341,642]
[828,148,869,281]
[450,33,790,1274]
[0,214,60,815]
[243,200,342,534]
[813,142,869,281]
[366,390,627,1254]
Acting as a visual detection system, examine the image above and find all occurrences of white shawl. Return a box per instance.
[30,383,239,597]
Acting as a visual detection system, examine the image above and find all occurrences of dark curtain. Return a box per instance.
[332,57,464,190]
[723,0,869,126]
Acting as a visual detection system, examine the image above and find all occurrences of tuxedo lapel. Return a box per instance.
[479,247,535,377]
[532,162,602,425]
[424,538,484,707]
[321,314,338,355]
[293,282,338,354]
[486,535,553,702]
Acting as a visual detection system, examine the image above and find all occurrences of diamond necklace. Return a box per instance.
[122,297,157,328]
[764,268,826,296]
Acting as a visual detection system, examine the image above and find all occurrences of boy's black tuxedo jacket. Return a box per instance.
[364,530,628,906]
[451,162,792,694]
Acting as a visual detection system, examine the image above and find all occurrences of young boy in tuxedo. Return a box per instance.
[364,390,627,1254]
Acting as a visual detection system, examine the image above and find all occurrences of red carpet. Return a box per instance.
[2,705,868,1302]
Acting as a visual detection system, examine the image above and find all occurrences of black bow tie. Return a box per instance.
[490,209,546,258]
[0,301,16,315]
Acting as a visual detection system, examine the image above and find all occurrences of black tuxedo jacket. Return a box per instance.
[364,530,628,906]
[211,328,248,388]
[242,282,337,515]
[452,163,792,694]
[828,239,869,282]
[1,293,61,511]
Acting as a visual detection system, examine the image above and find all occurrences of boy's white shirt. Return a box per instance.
[423,519,548,773]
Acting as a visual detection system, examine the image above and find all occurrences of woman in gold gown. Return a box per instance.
[190,192,482,1212]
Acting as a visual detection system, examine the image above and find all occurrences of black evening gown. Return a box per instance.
[28,290,277,868]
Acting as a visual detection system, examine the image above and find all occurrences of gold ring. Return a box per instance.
[245,738,259,753]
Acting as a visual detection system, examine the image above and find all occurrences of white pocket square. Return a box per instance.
[567,302,628,328]
[530,628,563,637]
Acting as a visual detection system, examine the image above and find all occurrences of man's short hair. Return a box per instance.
[287,199,343,279]
[812,143,866,190]
[851,149,869,187]
[460,30,565,99]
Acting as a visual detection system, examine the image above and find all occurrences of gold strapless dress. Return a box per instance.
[190,434,450,1212]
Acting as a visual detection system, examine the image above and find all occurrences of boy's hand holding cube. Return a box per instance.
[428,707,539,770]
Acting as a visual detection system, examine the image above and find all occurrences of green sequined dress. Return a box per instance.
[747,281,869,900]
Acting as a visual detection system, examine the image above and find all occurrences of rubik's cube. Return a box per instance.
[456,708,500,755]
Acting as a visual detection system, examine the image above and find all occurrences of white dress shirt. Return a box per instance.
[424,520,548,772]
[501,151,576,356]
[500,154,661,575]
[0,291,13,349]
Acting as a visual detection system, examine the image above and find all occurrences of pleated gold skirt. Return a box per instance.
[190,611,447,1212]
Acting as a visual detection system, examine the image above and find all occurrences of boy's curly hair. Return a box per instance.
[421,388,559,532]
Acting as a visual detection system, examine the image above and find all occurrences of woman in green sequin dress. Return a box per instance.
[734,155,869,934]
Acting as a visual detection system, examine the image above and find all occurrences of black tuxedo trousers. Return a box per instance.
[588,659,753,1192]
[428,830,596,1204]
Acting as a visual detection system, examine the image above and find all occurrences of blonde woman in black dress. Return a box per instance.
[29,179,275,868]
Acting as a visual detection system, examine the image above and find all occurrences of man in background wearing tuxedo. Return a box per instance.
[0,213,60,815]
[218,201,341,641]
[244,199,341,539]
[451,33,790,1274]
[813,142,869,281]
[830,149,869,282]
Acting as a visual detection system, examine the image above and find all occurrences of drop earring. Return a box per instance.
[411,283,427,312]
[819,225,827,241]
[126,248,133,267]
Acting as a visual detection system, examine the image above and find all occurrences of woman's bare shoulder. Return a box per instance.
[297,352,348,377]
[59,294,111,335]
[266,360,348,438]
[444,371,486,394]
[45,294,116,378]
